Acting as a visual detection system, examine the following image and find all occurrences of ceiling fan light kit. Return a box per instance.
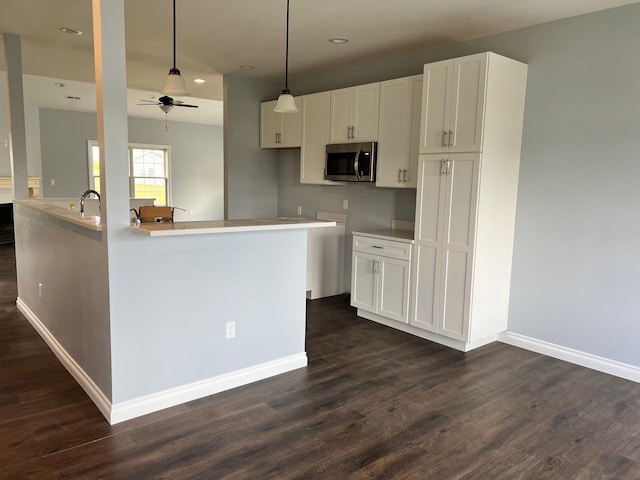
[161,0,190,97]
[274,0,298,114]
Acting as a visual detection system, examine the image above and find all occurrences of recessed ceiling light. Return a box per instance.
[239,65,256,70]
[329,37,349,44]
[194,78,206,84]
[54,82,65,88]
[60,26,83,35]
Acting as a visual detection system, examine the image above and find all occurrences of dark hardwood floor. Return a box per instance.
[2,242,640,479]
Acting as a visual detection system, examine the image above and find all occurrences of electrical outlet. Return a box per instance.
[50,179,55,186]
[297,206,302,216]
[38,282,43,298]
[225,321,236,339]
[343,199,348,210]
[189,209,194,215]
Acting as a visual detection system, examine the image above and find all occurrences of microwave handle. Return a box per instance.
[354,149,362,180]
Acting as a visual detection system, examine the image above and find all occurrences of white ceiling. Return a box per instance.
[0,0,637,121]
[21,74,224,126]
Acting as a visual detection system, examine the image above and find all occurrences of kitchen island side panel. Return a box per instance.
[107,228,308,404]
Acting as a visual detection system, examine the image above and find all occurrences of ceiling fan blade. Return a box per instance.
[137,103,160,106]
[138,99,160,103]
[174,104,199,108]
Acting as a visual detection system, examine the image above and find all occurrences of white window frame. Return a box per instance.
[87,140,172,206]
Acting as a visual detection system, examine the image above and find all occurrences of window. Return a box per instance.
[88,141,171,206]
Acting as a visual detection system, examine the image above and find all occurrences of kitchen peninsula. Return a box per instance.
[13,199,335,424]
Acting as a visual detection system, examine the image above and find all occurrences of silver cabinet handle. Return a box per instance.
[398,169,402,183]
[442,130,447,147]
[440,159,447,176]
[448,130,454,147]
[402,169,408,183]
[446,159,452,175]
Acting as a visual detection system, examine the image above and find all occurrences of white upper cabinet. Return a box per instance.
[300,92,334,184]
[420,53,487,154]
[330,83,380,143]
[260,98,302,148]
[376,75,422,188]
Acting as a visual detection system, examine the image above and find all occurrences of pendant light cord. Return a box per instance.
[172,0,177,69]
[285,0,290,91]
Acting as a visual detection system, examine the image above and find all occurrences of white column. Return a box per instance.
[3,34,29,200]
[91,0,129,226]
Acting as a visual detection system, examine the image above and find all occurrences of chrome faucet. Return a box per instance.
[80,189,101,214]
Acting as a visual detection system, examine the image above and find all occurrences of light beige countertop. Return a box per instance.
[352,229,415,243]
[130,217,336,236]
[16,200,336,235]
[15,199,102,231]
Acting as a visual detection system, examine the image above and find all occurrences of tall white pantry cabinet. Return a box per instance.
[411,52,528,351]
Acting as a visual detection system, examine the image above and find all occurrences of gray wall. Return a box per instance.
[223,75,281,219]
[14,204,112,398]
[39,108,224,221]
[107,228,307,402]
[278,148,416,289]
[0,75,42,179]
[275,3,640,367]
[0,75,10,176]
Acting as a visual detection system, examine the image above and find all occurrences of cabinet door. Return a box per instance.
[376,78,411,187]
[448,54,486,153]
[411,156,445,331]
[378,257,411,323]
[330,88,353,143]
[351,251,377,313]
[260,100,280,148]
[439,153,479,341]
[300,92,331,184]
[406,75,423,188]
[352,83,380,141]
[280,97,302,147]
[419,60,452,154]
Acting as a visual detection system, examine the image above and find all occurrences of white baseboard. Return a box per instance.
[498,331,640,383]
[16,298,113,420]
[16,297,308,425]
[357,309,496,352]
[110,353,307,424]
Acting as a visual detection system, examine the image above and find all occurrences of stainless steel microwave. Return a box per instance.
[324,142,377,182]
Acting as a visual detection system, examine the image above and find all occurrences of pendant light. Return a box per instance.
[274,0,298,113]
[161,0,190,96]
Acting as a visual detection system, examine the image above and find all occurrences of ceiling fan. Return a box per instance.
[137,95,198,113]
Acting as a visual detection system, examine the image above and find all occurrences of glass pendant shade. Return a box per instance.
[274,90,298,113]
[161,67,190,96]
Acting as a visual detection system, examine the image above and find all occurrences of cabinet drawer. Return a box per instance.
[352,235,412,261]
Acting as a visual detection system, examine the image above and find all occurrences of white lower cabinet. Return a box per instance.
[351,234,412,324]
[411,153,478,342]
